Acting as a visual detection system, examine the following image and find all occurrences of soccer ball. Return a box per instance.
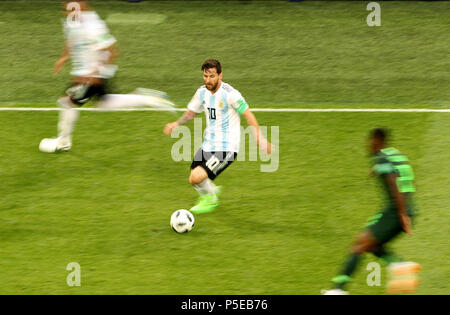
[170,209,195,233]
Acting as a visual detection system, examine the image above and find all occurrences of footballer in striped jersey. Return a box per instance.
[164,59,272,214]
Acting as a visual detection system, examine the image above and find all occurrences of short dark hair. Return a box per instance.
[201,59,222,74]
[370,128,389,142]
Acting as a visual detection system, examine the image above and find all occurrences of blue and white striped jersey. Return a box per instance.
[187,82,249,153]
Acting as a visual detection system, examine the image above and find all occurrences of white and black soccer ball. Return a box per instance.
[170,209,195,233]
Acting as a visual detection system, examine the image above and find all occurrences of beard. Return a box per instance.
[205,82,218,91]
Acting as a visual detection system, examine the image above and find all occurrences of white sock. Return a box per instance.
[193,184,208,196]
[98,94,167,109]
[57,97,79,142]
[194,179,217,199]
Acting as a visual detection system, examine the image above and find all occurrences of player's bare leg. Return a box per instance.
[189,166,208,186]
[189,166,220,214]
[353,231,378,254]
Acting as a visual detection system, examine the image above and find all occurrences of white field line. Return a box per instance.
[251,108,450,113]
[0,107,450,113]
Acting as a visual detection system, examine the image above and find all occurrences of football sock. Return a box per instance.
[332,253,361,289]
[194,179,217,201]
[99,94,167,109]
[373,246,401,264]
[57,97,79,140]
[193,183,208,196]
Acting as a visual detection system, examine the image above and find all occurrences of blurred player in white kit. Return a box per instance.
[40,1,174,153]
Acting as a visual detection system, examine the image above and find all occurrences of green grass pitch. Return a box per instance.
[0,1,449,294]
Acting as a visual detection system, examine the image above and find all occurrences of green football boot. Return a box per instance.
[190,187,221,214]
[190,195,218,214]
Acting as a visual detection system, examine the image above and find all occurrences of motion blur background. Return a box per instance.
[0,0,448,294]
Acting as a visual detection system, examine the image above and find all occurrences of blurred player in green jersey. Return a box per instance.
[322,128,420,295]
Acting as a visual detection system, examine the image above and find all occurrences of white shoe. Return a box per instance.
[39,138,58,153]
[321,289,349,295]
[134,88,177,112]
[56,136,72,151]
[39,137,71,153]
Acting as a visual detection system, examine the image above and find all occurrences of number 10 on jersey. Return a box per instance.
[207,107,216,120]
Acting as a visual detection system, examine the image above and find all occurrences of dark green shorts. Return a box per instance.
[365,209,411,244]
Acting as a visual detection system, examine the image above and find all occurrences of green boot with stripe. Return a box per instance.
[190,186,221,214]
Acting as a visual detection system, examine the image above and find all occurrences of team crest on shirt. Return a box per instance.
[219,101,224,109]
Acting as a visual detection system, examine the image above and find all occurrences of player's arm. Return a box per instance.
[54,41,70,75]
[88,43,120,83]
[101,43,120,65]
[386,173,413,235]
[80,44,118,82]
[89,26,119,81]
[164,110,198,136]
[241,108,272,154]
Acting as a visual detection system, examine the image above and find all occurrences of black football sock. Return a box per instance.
[332,253,361,290]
